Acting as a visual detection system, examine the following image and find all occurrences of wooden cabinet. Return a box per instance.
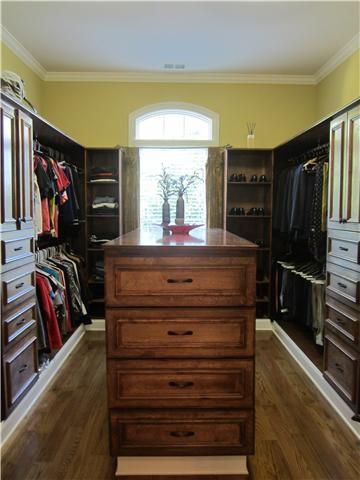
[328,107,360,232]
[105,228,256,459]
[325,102,360,422]
[0,100,37,419]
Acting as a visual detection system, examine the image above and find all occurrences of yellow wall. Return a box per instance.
[1,39,359,148]
[316,49,360,120]
[0,42,44,114]
[42,82,316,148]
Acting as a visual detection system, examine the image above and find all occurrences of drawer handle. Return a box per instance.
[18,364,28,373]
[337,282,347,289]
[335,362,344,374]
[167,278,193,284]
[170,431,195,438]
[168,330,193,336]
[339,246,349,252]
[14,246,24,252]
[15,282,25,289]
[168,381,194,389]
[16,318,26,326]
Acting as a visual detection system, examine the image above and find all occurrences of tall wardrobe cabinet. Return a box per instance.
[324,104,360,421]
[0,101,38,419]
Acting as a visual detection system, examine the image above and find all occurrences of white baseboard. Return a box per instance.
[273,321,360,439]
[255,318,272,330]
[0,324,86,448]
[86,318,273,332]
[85,319,106,331]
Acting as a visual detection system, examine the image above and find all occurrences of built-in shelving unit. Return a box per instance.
[85,148,122,319]
[223,148,274,319]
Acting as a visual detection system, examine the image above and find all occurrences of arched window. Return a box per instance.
[129,102,219,146]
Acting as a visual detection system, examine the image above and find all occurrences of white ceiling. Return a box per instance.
[1,1,359,76]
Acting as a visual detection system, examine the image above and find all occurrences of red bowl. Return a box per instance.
[159,224,203,235]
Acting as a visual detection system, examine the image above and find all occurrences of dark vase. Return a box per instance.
[175,193,185,225]
[162,199,170,225]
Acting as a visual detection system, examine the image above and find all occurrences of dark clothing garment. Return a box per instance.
[309,161,327,261]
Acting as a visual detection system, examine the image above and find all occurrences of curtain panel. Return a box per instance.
[206,147,224,228]
[122,147,140,234]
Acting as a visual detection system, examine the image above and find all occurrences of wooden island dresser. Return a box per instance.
[104,227,257,478]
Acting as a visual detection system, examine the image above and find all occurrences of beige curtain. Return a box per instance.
[206,147,224,228]
[122,147,140,234]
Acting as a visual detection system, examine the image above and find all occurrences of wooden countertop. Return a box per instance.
[104,227,257,256]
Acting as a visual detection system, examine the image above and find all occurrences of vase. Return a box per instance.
[175,194,185,225]
[247,134,255,148]
[162,199,170,225]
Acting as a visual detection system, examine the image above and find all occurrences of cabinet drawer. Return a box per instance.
[106,308,255,358]
[108,359,254,409]
[328,230,360,268]
[2,301,36,350]
[106,257,255,307]
[1,235,34,267]
[325,297,359,346]
[110,410,254,456]
[3,335,38,412]
[1,264,35,311]
[323,334,359,406]
[327,264,360,305]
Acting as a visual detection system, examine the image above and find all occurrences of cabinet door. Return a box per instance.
[16,110,34,230]
[342,106,360,232]
[328,113,347,230]
[0,103,18,232]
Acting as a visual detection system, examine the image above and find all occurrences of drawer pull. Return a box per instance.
[16,318,26,326]
[339,246,349,252]
[14,246,23,252]
[170,431,195,438]
[15,282,25,289]
[168,381,194,389]
[335,362,344,374]
[337,282,347,289]
[167,278,193,284]
[18,364,28,373]
[167,330,193,336]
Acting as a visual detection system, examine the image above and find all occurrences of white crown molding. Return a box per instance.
[0,26,47,80]
[44,70,316,84]
[1,24,358,85]
[315,32,360,83]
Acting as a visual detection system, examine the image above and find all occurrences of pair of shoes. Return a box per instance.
[229,207,245,215]
[229,173,247,182]
[247,207,265,215]
[250,174,268,182]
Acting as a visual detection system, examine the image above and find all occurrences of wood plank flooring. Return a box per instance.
[1,331,359,480]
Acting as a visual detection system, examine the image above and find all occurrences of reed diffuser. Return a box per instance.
[246,122,256,148]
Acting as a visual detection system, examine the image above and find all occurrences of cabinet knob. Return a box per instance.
[167,330,193,336]
[170,431,195,438]
[168,381,194,389]
[18,364,28,373]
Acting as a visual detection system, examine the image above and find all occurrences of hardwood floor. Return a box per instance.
[1,331,359,480]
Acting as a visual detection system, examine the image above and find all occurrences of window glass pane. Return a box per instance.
[140,148,207,228]
[136,111,211,140]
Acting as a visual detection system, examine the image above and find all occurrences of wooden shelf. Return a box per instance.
[227,215,271,218]
[256,248,270,251]
[88,277,104,285]
[87,214,119,218]
[256,297,269,303]
[228,181,272,185]
[88,247,104,252]
[90,298,104,304]
[256,278,270,284]
[87,181,119,185]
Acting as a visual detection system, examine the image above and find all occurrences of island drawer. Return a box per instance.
[106,307,255,358]
[109,409,254,456]
[105,256,256,307]
[107,358,254,409]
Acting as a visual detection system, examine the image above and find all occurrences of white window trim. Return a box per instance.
[129,101,219,147]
